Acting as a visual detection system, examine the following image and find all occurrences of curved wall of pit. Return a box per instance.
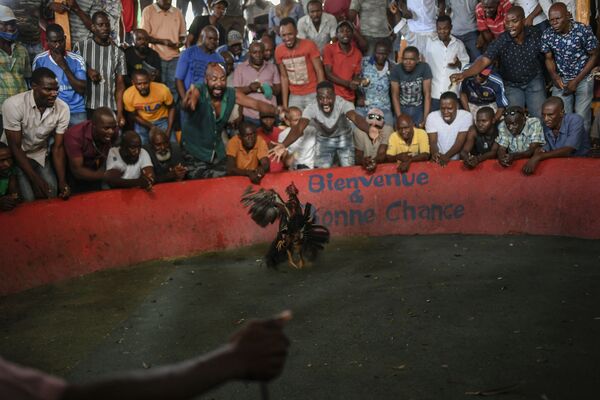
[1,159,599,295]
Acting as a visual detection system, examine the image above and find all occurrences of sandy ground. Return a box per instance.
[1,234,599,400]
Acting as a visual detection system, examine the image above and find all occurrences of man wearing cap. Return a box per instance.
[187,0,228,47]
[386,114,430,173]
[233,41,281,126]
[270,80,370,168]
[217,30,247,67]
[323,20,363,103]
[0,4,30,135]
[298,0,338,53]
[140,0,187,100]
[276,17,325,111]
[0,0,43,62]
[459,65,508,122]
[354,108,392,173]
[176,25,225,103]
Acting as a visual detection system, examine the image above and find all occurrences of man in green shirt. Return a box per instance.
[181,62,280,179]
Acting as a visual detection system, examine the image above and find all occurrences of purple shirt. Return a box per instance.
[64,121,116,170]
[232,60,280,120]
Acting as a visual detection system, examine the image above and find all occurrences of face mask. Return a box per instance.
[0,29,19,42]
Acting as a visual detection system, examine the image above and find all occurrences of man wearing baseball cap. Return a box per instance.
[0,4,30,134]
[217,30,247,66]
[354,107,392,173]
[458,64,508,122]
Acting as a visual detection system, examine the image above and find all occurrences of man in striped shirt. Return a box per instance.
[73,11,127,128]
[476,0,512,50]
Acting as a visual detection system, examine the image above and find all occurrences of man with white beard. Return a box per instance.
[144,128,187,183]
[104,131,155,190]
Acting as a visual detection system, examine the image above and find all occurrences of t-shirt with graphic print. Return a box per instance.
[390,62,432,107]
[275,39,321,96]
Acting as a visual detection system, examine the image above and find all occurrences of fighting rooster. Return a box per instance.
[241,183,330,269]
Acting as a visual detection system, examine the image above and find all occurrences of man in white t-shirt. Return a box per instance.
[104,131,155,190]
[271,81,370,168]
[425,91,472,166]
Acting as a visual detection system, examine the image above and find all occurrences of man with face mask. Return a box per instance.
[1,67,71,201]
[144,127,187,183]
[181,62,280,179]
[104,131,155,190]
[0,5,30,134]
[124,29,162,85]
[64,107,119,193]
[33,24,87,127]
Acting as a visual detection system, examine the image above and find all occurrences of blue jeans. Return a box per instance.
[400,104,425,127]
[134,118,172,144]
[314,133,355,168]
[69,112,87,127]
[504,74,546,119]
[161,58,179,101]
[355,107,394,128]
[552,74,594,135]
[15,158,57,202]
[455,31,480,63]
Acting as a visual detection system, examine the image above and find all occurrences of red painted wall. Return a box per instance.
[1,159,599,295]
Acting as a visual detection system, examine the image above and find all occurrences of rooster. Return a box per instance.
[241,183,330,269]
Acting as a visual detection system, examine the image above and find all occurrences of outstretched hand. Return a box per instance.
[183,84,201,112]
[228,310,292,381]
[268,142,287,163]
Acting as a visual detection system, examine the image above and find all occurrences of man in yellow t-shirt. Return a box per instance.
[226,122,270,184]
[386,114,431,173]
[123,69,175,144]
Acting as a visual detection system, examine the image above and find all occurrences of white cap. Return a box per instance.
[0,5,17,22]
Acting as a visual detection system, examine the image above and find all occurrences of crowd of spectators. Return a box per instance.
[0,0,598,212]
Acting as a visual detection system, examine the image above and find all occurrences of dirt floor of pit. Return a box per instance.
[1,235,599,400]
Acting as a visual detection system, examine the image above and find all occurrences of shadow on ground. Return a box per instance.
[1,235,599,400]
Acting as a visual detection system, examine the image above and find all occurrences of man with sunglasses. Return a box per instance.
[522,96,589,175]
[353,108,392,173]
[495,105,545,168]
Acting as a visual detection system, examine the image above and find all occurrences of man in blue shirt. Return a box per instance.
[459,66,509,122]
[542,2,599,135]
[32,24,87,127]
[522,97,589,175]
[175,25,225,102]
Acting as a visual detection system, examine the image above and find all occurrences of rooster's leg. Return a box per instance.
[287,250,300,269]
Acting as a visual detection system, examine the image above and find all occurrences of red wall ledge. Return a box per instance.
[1,158,599,295]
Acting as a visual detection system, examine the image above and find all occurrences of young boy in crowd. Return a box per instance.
[278,107,316,170]
[0,143,19,212]
[460,106,499,169]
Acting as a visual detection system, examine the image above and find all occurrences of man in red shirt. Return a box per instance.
[476,0,512,49]
[323,20,362,102]
[275,17,325,111]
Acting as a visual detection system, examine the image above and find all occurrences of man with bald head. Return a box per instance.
[542,2,598,135]
[451,6,546,119]
[64,107,119,193]
[181,63,281,179]
[176,25,225,103]
[522,96,589,175]
[105,131,155,190]
[386,114,430,173]
[124,29,163,85]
